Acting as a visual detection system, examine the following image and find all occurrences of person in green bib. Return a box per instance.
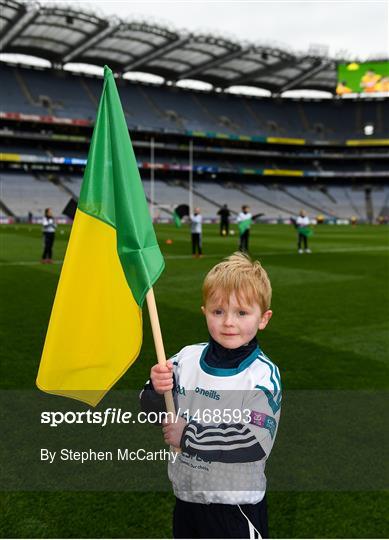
[296,209,312,253]
[237,205,252,252]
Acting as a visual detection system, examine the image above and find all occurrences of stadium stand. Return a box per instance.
[0,0,388,223]
[284,186,337,215]
[1,173,71,217]
[326,187,368,220]
[1,63,387,138]
[240,184,301,218]
[21,68,89,116]
[143,180,189,210]
[0,144,49,156]
[0,65,47,116]
[371,186,389,218]
[59,175,84,198]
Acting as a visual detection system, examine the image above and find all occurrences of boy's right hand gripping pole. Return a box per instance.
[146,289,179,450]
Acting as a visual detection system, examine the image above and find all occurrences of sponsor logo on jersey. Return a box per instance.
[250,410,277,438]
[195,386,220,400]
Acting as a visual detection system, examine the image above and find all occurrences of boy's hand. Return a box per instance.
[150,360,174,394]
[162,416,187,448]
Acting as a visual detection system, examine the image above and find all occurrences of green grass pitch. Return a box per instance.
[1,222,388,538]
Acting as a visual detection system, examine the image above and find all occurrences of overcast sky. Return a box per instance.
[68,0,388,59]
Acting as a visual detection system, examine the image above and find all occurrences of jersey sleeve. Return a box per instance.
[246,356,282,457]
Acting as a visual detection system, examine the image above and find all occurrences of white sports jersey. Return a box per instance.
[42,216,57,233]
[296,215,309,228]
[168,343,281,505]
[237,211,252,223]
[190,214,202,234]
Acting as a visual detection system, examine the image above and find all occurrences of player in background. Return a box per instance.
[190,207,203,258]
[237,205,252,252]
[296,209,312,254]
[237,206,263,252]
[41,208,57,263]
[218,204,231,236]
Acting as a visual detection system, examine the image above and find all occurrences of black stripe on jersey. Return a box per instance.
[185,423,255,444]
[181,422,266,463]
[187,422,249,438]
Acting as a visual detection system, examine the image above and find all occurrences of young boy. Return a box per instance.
[141,252,281,539]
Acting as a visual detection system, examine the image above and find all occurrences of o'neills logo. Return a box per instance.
[195,387,220,400]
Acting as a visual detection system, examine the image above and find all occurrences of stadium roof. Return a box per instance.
[0,0,386,94]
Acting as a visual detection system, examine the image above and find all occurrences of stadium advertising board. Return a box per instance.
[336,61,389,96]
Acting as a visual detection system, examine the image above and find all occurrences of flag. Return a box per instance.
[36,66,165,407]
[172,211,182,228]
[173,204,189,227]
[238,218,253,235]
[62,197,78,220]
[299,226,313,237]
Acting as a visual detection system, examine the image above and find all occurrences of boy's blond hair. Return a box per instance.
[202,252,272,313]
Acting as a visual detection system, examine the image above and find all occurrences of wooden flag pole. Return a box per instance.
[146,288,176,415]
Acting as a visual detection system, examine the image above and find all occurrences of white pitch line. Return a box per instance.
[0,260,64,266]
[0,246,388,266]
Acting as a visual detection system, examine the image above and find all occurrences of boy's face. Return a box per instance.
[202,291,272,349]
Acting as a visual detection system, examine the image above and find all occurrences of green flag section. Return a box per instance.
[298,226,314,237]
[36,66,165,407]
[78,66,164,306]
[172,210,182,228]
[238,218,253,235]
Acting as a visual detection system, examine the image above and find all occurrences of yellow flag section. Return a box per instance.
[37,210,142,406]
